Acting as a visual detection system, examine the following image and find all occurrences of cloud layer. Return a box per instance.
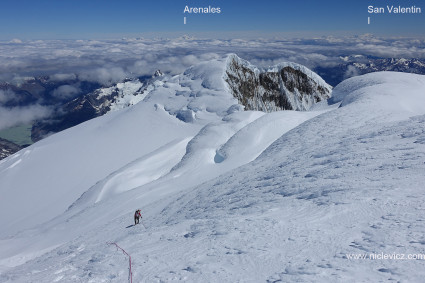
[51,85,81,99]
[1,35,424,86]
[0,105,52,131]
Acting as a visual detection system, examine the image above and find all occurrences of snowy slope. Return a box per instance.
[1,67,425,282]
[0,55,326,248]
[0,56,238,237]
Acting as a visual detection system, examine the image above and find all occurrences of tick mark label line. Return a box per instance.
[184,17,186,24]
[368,16,370,24]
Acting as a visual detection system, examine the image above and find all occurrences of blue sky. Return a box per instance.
[0,0,424,39]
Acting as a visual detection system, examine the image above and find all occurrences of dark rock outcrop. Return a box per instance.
[224,54,332,112]
[0,138,23,160]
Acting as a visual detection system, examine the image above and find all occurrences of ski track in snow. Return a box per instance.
[0,65,425,282]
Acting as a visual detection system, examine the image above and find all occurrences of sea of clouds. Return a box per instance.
[0,34,424,130]
[1,34,424,84]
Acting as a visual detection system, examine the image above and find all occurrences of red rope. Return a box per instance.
[107,242,133,283]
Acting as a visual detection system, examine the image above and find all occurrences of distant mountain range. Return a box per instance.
[31,77,151,142]
[315,57,425,87]
[0,77,101,107]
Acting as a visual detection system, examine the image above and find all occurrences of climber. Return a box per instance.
[134,209,142,225]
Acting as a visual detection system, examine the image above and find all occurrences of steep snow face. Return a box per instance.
[224,54,332,112]
[146,57,238,120]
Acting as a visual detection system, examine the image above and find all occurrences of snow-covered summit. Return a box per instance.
[32,54,332,142]
[141,54,333,121]
[330,71,425,121]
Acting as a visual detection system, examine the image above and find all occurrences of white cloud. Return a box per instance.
[0,105,52,131]
[78,67,128,85]
[181,55,199,66]
[49,73,77,82]
[52,49,83,57]
[51,85,81,99]
[344,65,360,80]
[9,38,23,44]
[0,89,17,103]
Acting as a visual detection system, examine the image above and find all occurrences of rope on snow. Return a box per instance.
[107,242,133,283]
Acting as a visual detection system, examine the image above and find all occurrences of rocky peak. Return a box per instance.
[224,54,332,112]
[153,70,164,78]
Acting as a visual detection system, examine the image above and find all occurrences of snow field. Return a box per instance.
[0,61,425,282]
